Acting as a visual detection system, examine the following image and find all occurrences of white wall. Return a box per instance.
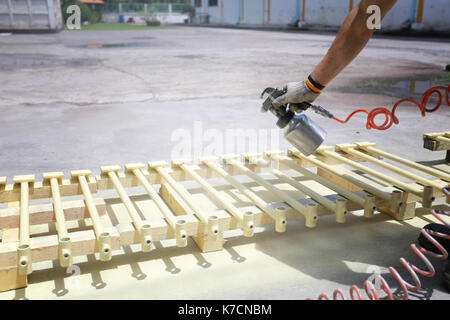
[242,0,264,25]
[303,0,348,26]
[199,0,450,32]
[206,0,223,24]
[269,0,298,25]
[412,0,450,32]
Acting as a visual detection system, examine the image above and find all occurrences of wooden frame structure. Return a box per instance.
[0,142,448,292]
[423,131,450,162]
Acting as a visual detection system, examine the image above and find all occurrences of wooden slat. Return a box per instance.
[0,198,106,230]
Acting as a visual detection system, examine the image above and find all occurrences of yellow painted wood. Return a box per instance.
[1,144,448,291]
[257,157,340,216]
[268,152,376,218]
[13,175,34,275]
[71,170,111,261]
[436,136,450,143]
[43,172,72,267]
[125,163,187,248]
[339,144,447,190]
[0,266,27,292]
[148,161,219,240]
[271,153,365,207]
[174,160,254,238]
[423,132,450,151]
[202,159,275,216]
[357,143,450,182]
[319,147,424,197]
[289,149,392,202]
[100,166,152,252]
[223,156,318,228]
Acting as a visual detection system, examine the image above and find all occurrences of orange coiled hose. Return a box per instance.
[332,85,450,130]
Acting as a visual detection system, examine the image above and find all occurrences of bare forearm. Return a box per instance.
[311,0,397,86]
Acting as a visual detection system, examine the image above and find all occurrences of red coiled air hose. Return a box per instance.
[332,85,450,130]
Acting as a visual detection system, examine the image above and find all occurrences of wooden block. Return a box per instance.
[378,201,416,221]
[0,198,106,229]
[0,266,27,292]
[7,201,19,209]
[13,175,35,184]
[148,161,169,169]
[192,233,225,252]
[171,159,193,167]
[0,226,27,291]
[70,170,92,180]
[159,183,195,215]
[100,165,122,178]
[42,172,64,185]
[1,228,19,242]
[124,163,145,172]
[423,132,450,151]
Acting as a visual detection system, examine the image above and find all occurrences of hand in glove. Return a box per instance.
[271,76,325,111]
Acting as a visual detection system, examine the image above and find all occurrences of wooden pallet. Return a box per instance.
[423,131,450,162]
[0,142,449,292]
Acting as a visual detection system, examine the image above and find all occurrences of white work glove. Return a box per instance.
[271,81,321,108]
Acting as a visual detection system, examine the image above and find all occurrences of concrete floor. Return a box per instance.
[0,27,449,300]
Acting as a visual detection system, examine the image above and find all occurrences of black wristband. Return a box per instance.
[308,74,325,91]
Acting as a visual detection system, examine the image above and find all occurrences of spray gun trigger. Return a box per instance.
[289,102,311,113]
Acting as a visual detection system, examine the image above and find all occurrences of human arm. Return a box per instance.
[272,0,397,108]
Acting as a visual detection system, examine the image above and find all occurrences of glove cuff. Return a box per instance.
[305,74,325,94]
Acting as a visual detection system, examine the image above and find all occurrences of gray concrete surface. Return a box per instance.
[0,27,449,300]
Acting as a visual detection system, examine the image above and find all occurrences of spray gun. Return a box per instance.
[261,87,334,156]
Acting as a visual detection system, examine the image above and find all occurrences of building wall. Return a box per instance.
[242,0,264,25]
[412,0,450,32]
[268,0,298,25]
[302,0,349,26]
[196,0,450,33]
[0,0,63,31]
